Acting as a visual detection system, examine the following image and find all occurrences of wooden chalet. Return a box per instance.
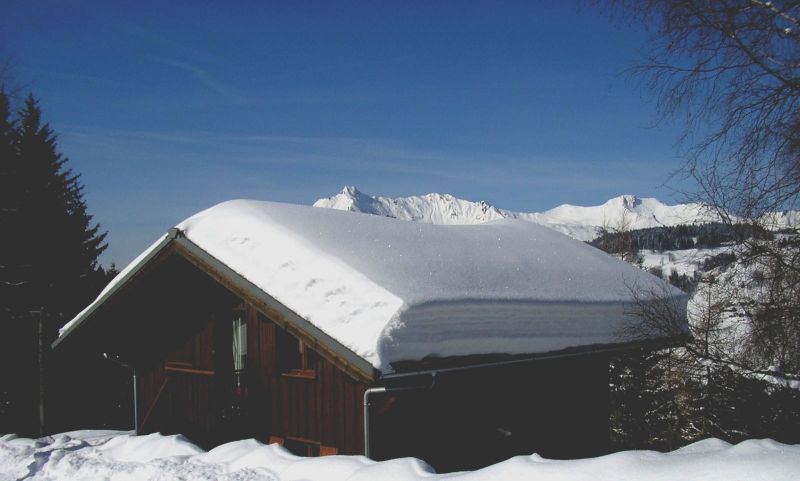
[53,200,687,472]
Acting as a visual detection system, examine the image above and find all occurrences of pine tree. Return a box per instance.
[609,349,685,451]
[2,93,107,318]
[0,90,20,431]
[0,91,20,308]
[0,91,108,436]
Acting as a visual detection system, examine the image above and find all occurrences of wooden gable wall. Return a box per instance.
[243,303,367,455]
[134,287,367,455]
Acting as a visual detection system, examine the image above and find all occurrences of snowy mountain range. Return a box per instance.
[314,186,716,241]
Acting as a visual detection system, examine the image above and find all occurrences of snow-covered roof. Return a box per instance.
[59,199,687,375]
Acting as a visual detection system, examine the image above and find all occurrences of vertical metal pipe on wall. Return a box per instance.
[102,353,138,435]
[363,387,386,458]
[132,368,138,434]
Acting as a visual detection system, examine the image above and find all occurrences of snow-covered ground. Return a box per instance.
[2,431,798,481]
[642,243,800,390]
[639,246,733,278]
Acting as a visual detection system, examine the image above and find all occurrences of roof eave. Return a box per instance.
[380,333,690,381]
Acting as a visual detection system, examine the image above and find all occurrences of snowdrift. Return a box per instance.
[1,431,798,481]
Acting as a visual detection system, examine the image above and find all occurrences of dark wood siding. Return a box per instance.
[370,355,610,472]
[245,305,366,455]
[137,312,228,448]
[136,297,367,456]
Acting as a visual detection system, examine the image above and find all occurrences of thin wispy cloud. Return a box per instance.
[152,57,249,104]
[115,24,250,104]
[61,126,661,190]
[62,126,380,148]
[120,24,227,66]
[28,68,131,88]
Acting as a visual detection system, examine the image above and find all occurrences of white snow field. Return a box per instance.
[2,431,799,481]
[639,246,733,278]
[60,199,685,373]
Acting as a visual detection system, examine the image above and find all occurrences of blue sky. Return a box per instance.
[2,1,688,266]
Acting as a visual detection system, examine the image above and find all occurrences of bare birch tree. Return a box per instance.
[599,0,800,376]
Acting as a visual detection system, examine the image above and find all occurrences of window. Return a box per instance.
[276,328,316,378]
[166,337,193,368]
[232,310,247,391]
[232,313,247,373]
[164,326,215,376]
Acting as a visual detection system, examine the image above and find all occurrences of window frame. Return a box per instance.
[277,328,317,379]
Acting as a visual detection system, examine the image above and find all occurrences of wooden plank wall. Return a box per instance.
[137,299,367,455]
[137,313,223,448]
[245,305,367,455]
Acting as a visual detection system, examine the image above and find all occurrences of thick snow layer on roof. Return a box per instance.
[60,199,686,372]
[173,200,685,371]
[2,431,799,481]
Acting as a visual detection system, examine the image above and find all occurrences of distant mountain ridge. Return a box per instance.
[313,186,717,241]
